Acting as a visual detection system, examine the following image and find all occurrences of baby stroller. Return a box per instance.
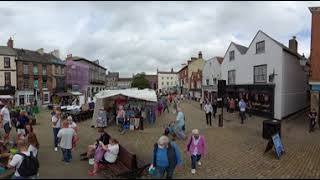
[163,122,186,140]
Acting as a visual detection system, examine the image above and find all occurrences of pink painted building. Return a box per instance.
[65,54,89,94]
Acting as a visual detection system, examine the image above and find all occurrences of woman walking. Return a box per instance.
[184,129,207,174]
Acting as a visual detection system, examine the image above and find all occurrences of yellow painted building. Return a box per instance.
[187,51,205,99]
[187,52,205,82]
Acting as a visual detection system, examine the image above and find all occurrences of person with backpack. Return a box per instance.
[184,129,207,174]
[7,138,39,179]
[150,135,182,179]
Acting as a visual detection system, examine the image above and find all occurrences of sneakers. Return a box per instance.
[191,169,196,174]
[198,161,202,166]
[54,147,58,152]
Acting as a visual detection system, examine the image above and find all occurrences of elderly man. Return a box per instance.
[151,135,182,179]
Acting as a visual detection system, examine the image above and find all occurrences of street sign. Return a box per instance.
[272,133,284,159]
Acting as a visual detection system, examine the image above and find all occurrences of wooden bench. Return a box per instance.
[98,141,149,178]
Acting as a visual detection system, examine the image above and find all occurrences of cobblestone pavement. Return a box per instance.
[35,100,320,179]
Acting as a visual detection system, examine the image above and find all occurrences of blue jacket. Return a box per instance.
[153,142,182,168]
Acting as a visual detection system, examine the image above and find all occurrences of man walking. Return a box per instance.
[52,110,61,152]
[212,98,218,118]
[57,120,77,164]
[239,99,247,124]
[0,101,12,144]
[203,101,213,126]
[308,108,317,133]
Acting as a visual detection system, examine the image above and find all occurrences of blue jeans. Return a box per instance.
[53,128,60,148]
[153,166,175,179]
[12,175,37,179]
[191,154,202,169]
[61,148,72,163]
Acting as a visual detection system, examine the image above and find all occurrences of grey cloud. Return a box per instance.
[0,1,315,77]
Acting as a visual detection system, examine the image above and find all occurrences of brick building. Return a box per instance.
[15,48,65,106]
[309,7,320,116]
[190,69,202,101]
[178,64,188,94]
[145,74,158,90]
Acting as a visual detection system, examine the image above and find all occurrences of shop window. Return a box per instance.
[19,95,25,105]
[28,95,34,104]
[228,70,236,84]
[4,57,10,68]
[254,65,267,83]
[44,93,49,102]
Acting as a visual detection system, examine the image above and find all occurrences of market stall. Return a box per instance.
[93,89,158,130]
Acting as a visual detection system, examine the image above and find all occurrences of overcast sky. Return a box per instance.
[0,1,318,77]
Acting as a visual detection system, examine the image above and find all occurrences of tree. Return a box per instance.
[131,72,151,89]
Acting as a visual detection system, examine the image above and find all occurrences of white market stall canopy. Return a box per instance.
[94,88,158,102]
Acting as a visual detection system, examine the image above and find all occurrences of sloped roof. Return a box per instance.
[73,57,107,70]
[216,57,224,64]
[0,46,16,56]
[15,48,64,65]
[233,43,248,54]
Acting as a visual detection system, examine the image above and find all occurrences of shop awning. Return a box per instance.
[0,95,14,99]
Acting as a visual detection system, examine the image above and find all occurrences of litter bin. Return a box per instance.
[263,119,281,140]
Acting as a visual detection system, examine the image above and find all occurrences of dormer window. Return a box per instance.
[256,41,265,54]
[229,51,235,61]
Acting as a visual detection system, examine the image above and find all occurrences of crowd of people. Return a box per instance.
[0,100,40,179]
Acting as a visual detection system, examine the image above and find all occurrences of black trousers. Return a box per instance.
[240,111,246,124]
[310,118,316,132]
[206,113,212,126]
[212,106,217,118]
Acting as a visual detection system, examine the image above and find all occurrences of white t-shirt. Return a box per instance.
[57,128,76,149]
[51,115,61,128]
[28,145,38,157]
[9,151,30,177]
[68,122,77,129]
[0,107,11,126]
[204,104,213,114]
[104,144,119,163]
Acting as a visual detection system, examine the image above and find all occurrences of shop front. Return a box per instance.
[226,84,275,118]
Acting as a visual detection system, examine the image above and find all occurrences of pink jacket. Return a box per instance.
[185,135,207,156]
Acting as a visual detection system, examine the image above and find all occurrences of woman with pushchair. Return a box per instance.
[165,107,186,140]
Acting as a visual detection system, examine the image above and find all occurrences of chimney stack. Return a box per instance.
[37,48,44,55]
[50,49,60,59]
[289,36,298,53]
[198,51,202,59]
[66,54,73,61]
[7,37,13,48]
